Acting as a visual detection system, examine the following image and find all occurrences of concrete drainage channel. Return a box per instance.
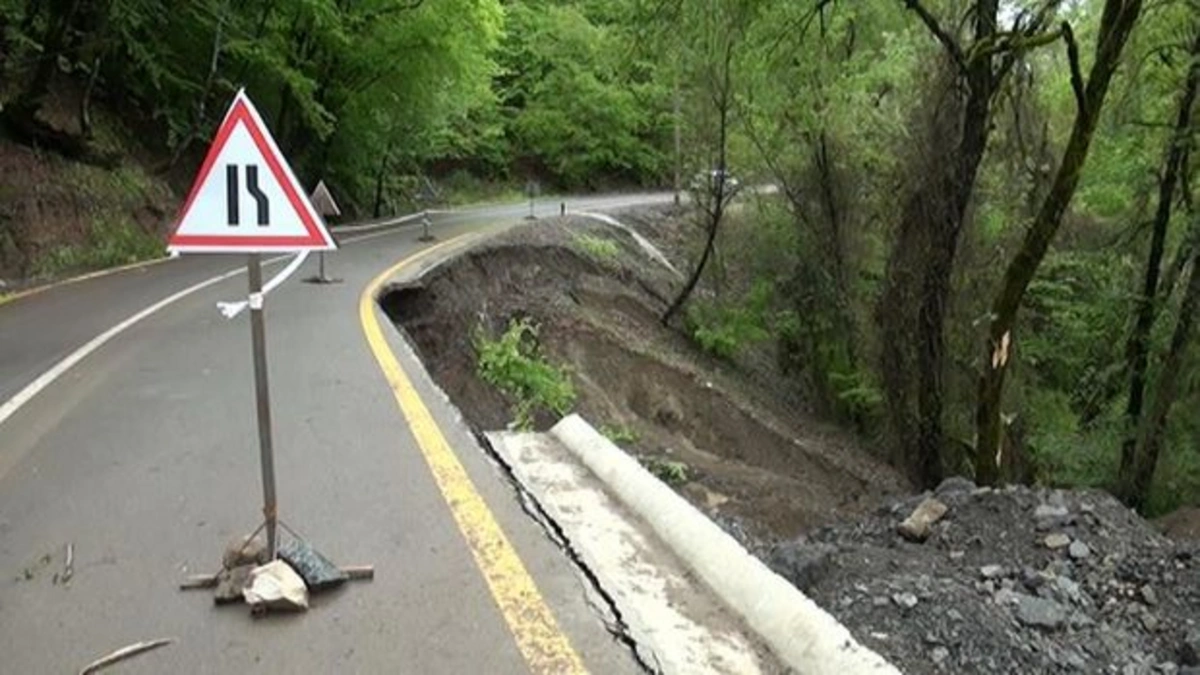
[375,223,901,674]
[495,416,899,675]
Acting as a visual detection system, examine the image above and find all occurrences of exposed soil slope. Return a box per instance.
[383,213,909,542]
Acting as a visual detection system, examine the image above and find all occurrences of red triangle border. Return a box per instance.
[168,98,331,250]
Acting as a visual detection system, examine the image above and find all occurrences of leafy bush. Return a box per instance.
[474,317,576,430]
[685,280,773,360]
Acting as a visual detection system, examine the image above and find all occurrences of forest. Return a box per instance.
[1,0,1197,513]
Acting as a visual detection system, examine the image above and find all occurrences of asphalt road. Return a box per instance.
[0,193,673,673]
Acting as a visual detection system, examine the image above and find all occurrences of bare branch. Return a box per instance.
[1063,22,1087,113]
[901,0,968,74]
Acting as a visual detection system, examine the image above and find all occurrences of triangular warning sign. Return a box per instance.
[310,180,341,218]
[168,90,336,253]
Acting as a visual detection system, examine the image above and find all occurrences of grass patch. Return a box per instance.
[600,423,639,446]
[0,292,12,306]
[574,233,621,263]
[32,218,163,278]
[474,317,576,430]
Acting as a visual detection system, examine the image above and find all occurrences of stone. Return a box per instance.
[1015,593,1068,630]
[278,540,348,592]
[1068,611,1094,629]
[1035,504,1070,520]
[1141,585,1158,606]
[769,541,836,592]
[898,497,949,542]
[946,608,964,622]
[1181,628,1200,666]
[935,476,976,497]
[931,646,950,665]
[994,588,1019,606]
[223,533,269,569]
[213,564,254,605]
[1069,541,1092,560]
[1045,533,1072,549]
[872,596,890,607]
[1035,504,1072,530]
[980,564,1006,579]
[949,550,965,561]
[243,560,309,612]
[1142,613,1160,632]
[1053,576,1086,606]
[893,592,919,609]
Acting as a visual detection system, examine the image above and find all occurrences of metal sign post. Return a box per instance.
[305,180,342,284]
[526,180,538,220]
[246,253,278,557]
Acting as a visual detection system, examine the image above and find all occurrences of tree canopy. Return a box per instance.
[3,0,1199,511]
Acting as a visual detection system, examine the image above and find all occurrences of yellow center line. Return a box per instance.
[359,235,588,675]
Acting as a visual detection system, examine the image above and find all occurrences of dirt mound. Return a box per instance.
[770,480,1200,674]
[383,215,908,542]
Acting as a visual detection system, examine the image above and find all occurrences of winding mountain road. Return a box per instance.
[0,193,673,673]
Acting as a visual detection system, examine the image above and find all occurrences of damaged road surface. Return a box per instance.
[0,195,675,674]
[486,428,782,674]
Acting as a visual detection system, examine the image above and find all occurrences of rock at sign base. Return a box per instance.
[898,497,949,542]
[278,540,348,592]
[243,560,308,612]
[214,564,254,605]
[223,534,269,569]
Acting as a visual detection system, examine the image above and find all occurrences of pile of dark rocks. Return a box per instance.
[766,479,1200,674]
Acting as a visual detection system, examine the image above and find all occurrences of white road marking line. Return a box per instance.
[0,256,281,428]
[0,196,669,428]
[0,216,449,428]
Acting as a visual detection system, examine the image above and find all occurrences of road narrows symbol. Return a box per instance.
[226,164,270,227]
[226,165,240,226]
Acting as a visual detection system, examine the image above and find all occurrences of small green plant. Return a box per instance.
[0,292,12,306]
[574,234,621,263]
[600,424,639,446]
[474,317,576,430]
[644,456,689,485]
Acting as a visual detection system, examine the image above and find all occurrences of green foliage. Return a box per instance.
[686,280,772,360]
[474,318,576,430]
[574,234,621,263]
[643,456,689,485]
[600,424,639,446]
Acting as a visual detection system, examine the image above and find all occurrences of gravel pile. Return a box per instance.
[766,479,1200,674]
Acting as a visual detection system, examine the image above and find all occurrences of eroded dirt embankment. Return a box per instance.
[382,214,908,544]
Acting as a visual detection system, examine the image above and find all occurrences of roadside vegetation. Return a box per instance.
[573,233,622,264]
[3,0,1198,513]
[474,318,576,431]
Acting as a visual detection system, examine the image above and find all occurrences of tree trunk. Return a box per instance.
[372,143,394,218]
[975,7,1143,485]
[879,12,997,486]
[79,55,102,139]
[16,0,82,113]
[1118,28,1200,483]
[662,39,734,325]
[1122,240,1200,508]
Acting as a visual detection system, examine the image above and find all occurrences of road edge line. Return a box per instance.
[358,237,588,675]
[550,414,902,675]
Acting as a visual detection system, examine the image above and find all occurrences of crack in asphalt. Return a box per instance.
[473,430,661,675]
